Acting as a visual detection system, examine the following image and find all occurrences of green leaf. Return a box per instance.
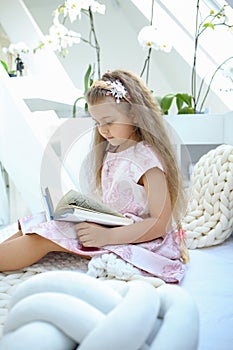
[84,64,92,93]
[178,107,195,114]
[73,64,94,117]
[178,93,193,107]
[72,96,85,117]
[175,93,193,113]
[0,60,9,73]
[203,22,215,30]
[175,95,184,111]
[160,94,175,113]
[90,77,94,87]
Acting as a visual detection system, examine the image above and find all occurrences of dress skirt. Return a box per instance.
[18,211,186,283]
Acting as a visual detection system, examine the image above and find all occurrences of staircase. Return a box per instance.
[0,0,81,224]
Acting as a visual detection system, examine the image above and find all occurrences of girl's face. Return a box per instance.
[89,99,138,149]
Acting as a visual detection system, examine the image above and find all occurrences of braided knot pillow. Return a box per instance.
[182,144,233,249]
[0,271,199,350]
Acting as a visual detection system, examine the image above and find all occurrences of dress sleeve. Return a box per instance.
[132,143,165,183]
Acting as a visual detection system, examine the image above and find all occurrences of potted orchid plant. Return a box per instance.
[32,0,105,117]
[34,0,105,78]
[2,41,30,77]
[137,0,233,115]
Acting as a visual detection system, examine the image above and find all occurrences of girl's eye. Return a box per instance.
[95,121,114,127]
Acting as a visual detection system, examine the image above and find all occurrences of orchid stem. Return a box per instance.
[140,0,154,85]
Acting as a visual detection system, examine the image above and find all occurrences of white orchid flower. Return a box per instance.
[59,0,105,22]
[51,23,80,40]
[62,0,84,22]
[221,5,233,26]
[90,1,106,14]
[41,22,81,53]
[2,47,8,54]
[49,23,69,38]
[53,9,61,25]
[42,34,61,51]
[222,64,233,81]
[138,25,172,53]
[68,30,81,44]
[3,42,30,55]
[59,30,81,49]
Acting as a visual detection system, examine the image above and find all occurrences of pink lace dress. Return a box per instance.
[19,141,185,283]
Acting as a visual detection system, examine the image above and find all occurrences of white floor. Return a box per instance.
[181,235,233,350]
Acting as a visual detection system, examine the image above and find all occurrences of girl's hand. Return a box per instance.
[75,222,111,247]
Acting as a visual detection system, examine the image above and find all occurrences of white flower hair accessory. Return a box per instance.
[105,80,130,103]
[92,79,131,103]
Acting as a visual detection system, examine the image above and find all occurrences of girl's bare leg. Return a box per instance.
[1,230,22,243]
[0,234,69,272]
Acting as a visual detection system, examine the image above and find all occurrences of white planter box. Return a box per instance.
[165,112,233,145]
[164,112,233,180]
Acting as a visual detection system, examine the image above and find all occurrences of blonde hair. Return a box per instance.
[85,69,187,229]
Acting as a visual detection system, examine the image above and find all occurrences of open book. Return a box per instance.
[42,188,134,226]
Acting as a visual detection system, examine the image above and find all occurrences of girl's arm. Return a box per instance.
[110,166,172,244]
[76,167,173,247]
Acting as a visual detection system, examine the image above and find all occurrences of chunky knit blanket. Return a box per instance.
[0,223,89,336]
[183,144,233,248]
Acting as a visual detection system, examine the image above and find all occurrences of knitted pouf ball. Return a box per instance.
[182,144,233,249]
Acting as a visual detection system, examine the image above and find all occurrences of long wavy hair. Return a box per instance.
[85,69,187,227]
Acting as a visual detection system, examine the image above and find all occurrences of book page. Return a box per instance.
[55,189,124,218]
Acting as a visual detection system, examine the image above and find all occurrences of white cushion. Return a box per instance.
[0,271,199,350]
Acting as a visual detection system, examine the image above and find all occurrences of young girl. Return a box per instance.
[0,69,188,283]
